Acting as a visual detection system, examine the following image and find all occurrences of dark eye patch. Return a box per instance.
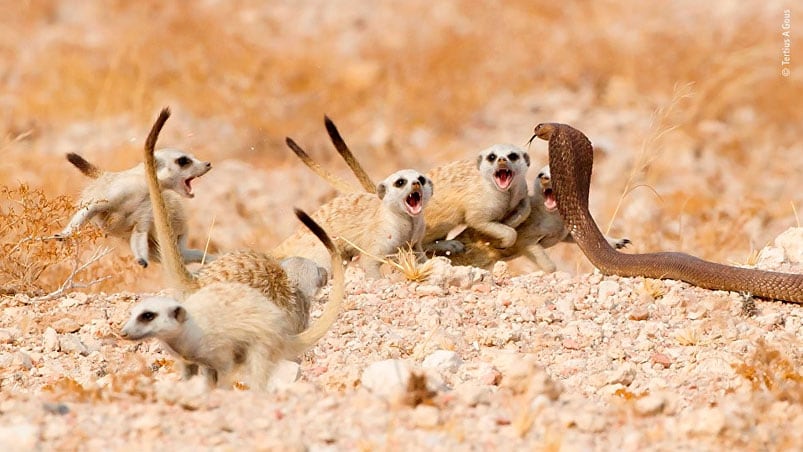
[138,311,157,322]
[394,178,406,188]
[176,156,192,167]
[417,176,426,185]
[537,172,545,178]
[508,153,519,161]
[486,153,497,162]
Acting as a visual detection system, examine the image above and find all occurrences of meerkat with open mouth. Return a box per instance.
[121,208,345,391]
[430,165,631,271]
[273,159,433,279]
[422,144,531,249]
[57,148,212,268]
[140,108,328,335]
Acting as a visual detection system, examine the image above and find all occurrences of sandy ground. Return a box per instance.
[0,228,802,450]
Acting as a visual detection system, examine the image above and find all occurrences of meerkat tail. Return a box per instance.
[290,208,344,350]
[324,116,377,194]
[285,137,358,194]
[144,107,198,293]
[66,153,102,179]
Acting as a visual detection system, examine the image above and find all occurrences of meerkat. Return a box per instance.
[121,207,345,391]
[141,108,323,334]
[429,165,631,271]
[273,164,433,279]
[57,149,212,268]
[422,144,531,249]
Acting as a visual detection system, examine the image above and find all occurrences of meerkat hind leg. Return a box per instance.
[471,221,517,249]
[130,226,151,267]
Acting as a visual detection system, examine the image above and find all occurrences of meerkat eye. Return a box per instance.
[175,156,192,167]
[508,153,520,161]
[394,178,406,188]
[486,153,496,163]
[138,311,157,322]
[417,176,426,185]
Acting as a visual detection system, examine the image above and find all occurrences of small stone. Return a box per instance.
[562,338,582,350]
[422,350,462,373]
[412,405,440,428]
[635,394,667,416]
[597,280,619,303]
[155,376,209,410]
[13,352,33,370]
[628,309,650,321]
[605,363,637,387]
[58,335,88,356]
[0,329,15,344]
[774,227,803,263]
[492,261,510,281]
[492,352,561,398]
[415,285,444,296]
[361,359,411,400]
[269,360,300,389]
[650,353,673,368]
[454,383,490,407]
[42,402,70,416]
[51,317,82,334]
[42,328,59,352]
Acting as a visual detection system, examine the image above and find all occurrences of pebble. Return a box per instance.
[597,280,619,304]
[412,405,440,428]
[51,318,82,334]
[453,383,490,407]
[635,393,667,416]
[628,308,650,321]
[421,350,462,373]
[42,328,59,352]
[361,359,411,400]
[773,227,803,263]
[270,360,300,389]
[0,329,15,344]
[58,335,88,356]
[650,353,673,368]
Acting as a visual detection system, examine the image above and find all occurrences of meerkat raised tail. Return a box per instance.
[58,146,212,268]
[142,108,323,333]
[121,208,345,391]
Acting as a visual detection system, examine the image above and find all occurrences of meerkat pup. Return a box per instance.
[273,163,433,279]
[430,165,631,271]
[57,149,211,268]
[121,208,345,391]
[422,144,531,249]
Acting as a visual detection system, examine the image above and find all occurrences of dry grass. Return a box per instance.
[733,339,803,404]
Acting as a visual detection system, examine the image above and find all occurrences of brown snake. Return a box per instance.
[532,123,803,304]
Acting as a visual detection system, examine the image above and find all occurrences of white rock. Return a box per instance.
[774,227,803,263]
[634,393,667,416]
[13,352,33,370]
[453,383,491,407]
[42,328,59,352]
[0,329,15,344]
[361,359,411,400]
[412,405,440,428]
[422,350,462,373]
[58,335,88,356]
[597,280,619,304]
[490,351,561,398]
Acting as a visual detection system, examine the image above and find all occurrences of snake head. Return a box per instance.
[532,123,558,141]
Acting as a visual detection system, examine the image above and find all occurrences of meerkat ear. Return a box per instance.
[428,178,434,196]
[376,183,387,200]
[172,305,187,323]
[523,152,531,167]
[475,154,483,170]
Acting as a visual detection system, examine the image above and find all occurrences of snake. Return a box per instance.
[532,122,803,304]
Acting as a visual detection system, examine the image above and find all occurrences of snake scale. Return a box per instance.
[532,122,803,304]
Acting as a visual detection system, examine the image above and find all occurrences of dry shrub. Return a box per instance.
[733,339,803,404]
[42,356,157,403]
[0,183,114,297]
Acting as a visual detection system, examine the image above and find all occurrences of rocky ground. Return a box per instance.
[1,228,802,450]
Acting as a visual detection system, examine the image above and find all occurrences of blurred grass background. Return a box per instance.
[1,0,800,291]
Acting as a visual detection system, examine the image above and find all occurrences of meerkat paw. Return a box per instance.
[425,239,466,256]
[610,237,631,249]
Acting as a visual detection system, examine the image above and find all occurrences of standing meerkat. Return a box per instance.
[121,208,345,391]
[430,165,631,271]
[141,108,325,334]
[273,165,433,279]
[57,149,212,268]
[422,144,531,248]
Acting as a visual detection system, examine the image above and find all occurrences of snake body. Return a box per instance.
[533,123,803,304]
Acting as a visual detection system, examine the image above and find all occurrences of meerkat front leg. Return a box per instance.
[57,202,104,237]
[503,197,532,229]
[362,258,383,279]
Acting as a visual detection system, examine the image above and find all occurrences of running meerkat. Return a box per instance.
[141,108,323,334]
[429,165,631,271]
[121,208,345,391]
[57,149,212,268]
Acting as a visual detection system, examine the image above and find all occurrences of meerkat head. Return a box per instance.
[120,296,188,341]
[154,148,212,199]
[280,256,328,298]
[476,144,530,192]
[376,169,433,217]
[535,165,558,212]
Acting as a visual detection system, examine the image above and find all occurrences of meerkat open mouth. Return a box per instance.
[183,177,196,198]
[543,187,558,212]
[405,190,423,216]
[494,169,513,190]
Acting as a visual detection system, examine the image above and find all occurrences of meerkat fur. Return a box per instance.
[430,165,631,271]
[121,208,345,391]
[274,166,433,279]
[58,147,211,268]
[423,144,531,249]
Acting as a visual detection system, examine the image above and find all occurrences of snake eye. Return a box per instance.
[394,178,406,188]
[508,153,519,162]
[486,153,496,163]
